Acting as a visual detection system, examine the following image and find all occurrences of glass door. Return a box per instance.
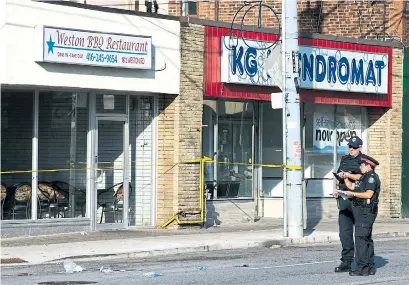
[95,117,129,229]
[259,102,284,197]
[216,101,254,199]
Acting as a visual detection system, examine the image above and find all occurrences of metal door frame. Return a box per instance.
[92,116,130,230]
[213,100,255,200]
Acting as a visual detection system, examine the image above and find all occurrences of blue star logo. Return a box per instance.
[46,35,55,54]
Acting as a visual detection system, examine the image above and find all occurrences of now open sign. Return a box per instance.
[313,112,363,154]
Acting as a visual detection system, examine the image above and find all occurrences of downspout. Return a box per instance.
[215,0,219,21]
[383,0,386,41]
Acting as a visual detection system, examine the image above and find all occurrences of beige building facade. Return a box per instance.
[1,1,404,237]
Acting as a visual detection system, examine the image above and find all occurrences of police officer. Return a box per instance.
[343,154,380,276]
[333,136,363,273]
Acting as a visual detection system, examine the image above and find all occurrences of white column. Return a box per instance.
[282,0,303,238]
[31,91,39,220]
[88,93,96,229]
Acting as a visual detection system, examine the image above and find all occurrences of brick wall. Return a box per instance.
[91,1,408,46]
[166,0,407,43]
[168,0,181,16]
[153,23,205,226]
[155,22,205,225]
[402,2,409,46]
[156,94,177,225]
[368,48,403,218]
[173,23,205,221]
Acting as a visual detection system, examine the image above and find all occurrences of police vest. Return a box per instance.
[354,171,380,207]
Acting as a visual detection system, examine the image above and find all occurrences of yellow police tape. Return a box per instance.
[0,156,301,228]
[0,156,301,175]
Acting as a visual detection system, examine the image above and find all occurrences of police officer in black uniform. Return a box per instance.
[333,136,363,273]
[343,154,380,276]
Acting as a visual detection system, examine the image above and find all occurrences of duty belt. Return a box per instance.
[352,198,379,216]
[352,198,378,207]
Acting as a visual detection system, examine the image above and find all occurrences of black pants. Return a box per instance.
[338,200,355,263]
[352,204,378,273]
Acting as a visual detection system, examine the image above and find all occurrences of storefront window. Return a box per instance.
[217,101,253,198]
[202,100,216,185]
[202,100,367,199]
[335,105,367,165]
[304,103,367,197]
[261,102,283,197]
[129,96,154,227]
[96,94,127,114]
[1,92,34,220]
[304,104,335,179]
[203,100,254,199]
[38,92,88,218]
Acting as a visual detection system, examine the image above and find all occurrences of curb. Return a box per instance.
[372,231,409,238]
[262,235,340,248]
[1,241,270,266]
[48,240,273,263]
[2,231,409,266]
[263,231,409,247]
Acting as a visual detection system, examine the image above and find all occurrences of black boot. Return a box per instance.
[334,262,351,273]
[349,270,369,276]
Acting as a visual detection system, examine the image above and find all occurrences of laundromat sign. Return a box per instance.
[220,36,389,94]
[35,26,152,69]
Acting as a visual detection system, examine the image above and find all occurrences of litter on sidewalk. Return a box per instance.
[63,259,85,273]
[143,272,163,277]
[100,266,113,273]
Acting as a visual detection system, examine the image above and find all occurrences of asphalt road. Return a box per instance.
[2,238,409,285]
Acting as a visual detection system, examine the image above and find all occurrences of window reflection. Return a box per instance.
[304,104,335,179]
[96,94,127,114]
[202,100,216,184]
[203,100,254,199]
[304,103,365,179]
[261,102,283,197]
[1,92,34,220]
[38,92,88,219]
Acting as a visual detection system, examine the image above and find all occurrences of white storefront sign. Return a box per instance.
[221,36,388,94]
[221,36,280,86]
[36,26,152,69]
[313,112,362,154]
[299,46,388,94]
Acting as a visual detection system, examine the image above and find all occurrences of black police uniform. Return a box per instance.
[350,156,380,276]
[335,136,363,273]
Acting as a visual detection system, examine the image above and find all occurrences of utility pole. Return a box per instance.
[282,0,303,238]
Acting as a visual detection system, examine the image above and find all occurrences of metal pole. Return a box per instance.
[281,0,288,238]
[31,91,39,220]
[69,94,78,218]
[282,0,303,238]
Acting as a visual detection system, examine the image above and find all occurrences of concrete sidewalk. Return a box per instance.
[1,218,409,265]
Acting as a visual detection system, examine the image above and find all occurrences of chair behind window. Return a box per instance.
[114,182,133,202]
[11,183,32,219]
[38,182,55,218]
[51,181,84,217]
[1,183,7,219]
